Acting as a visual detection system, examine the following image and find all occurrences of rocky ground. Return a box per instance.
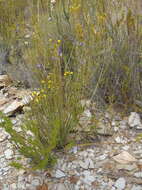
[0,75,142,190]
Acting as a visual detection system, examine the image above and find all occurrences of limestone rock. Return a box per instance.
[128,112,142,129]
[114,177,126,190]
[4,149,14,159]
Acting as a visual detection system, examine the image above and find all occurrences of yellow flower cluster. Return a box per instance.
[47,80,52,89]
[31,91,40,97]
[64,71,73,76]
[48,39,61,44]
[32,89,47,103]
[41,79,52,89]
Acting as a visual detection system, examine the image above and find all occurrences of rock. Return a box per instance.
[79,158,95,169]
[134,172,142,178]
[4,149,14,159]
[122,145,129,151]
[82,170,95,185]
[97,154,107,160]
[88,158,95,169]
[21,95,33,105]
[0,129,8,142]
[128,112,142,129]
[97,122,113,136]
[54,169,66,178]
[0,98,8,107]
[0,75,12,86]
[10,183,17,190]
[131,185,142,190]
[54,183,66,190]
[2,184,10,190]
[2,100,24,115]
[113,151,137,164]
[115,136,123,143]
[116,163,137,171]
[115,136,127,144]
[114,177,126,190]
[78,160,89,169]
[31,178,41,186]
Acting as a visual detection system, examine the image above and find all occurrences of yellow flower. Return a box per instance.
[49,38,52,42]
[32,91,38,96]
[64,71,73,76]
[40,89,45,93]
[57,40,61,44]
[41,80,45,84]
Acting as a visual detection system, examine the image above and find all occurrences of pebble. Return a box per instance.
[4,149,14,159]
[122,145,129,151]
[78,160,89,169]
[128,112,142,129]
[31,178,41,186]
[98,154,107,160]
[134,172,142,178]
[54,169,66,178]
[10,183,17,189]
[82,171,95,185]
[131,185,142,190]
[0,130,8,142]
[114,177,126,190]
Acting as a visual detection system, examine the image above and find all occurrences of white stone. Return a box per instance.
[115,136,122,143]
[114,127,118,131]
[115,136,128,144]
[82,170,95,185]
[78,151,88,157]
[4,149,14,159]
[134,172,142,178]
[78,160,89,169]
[3,100,23,116]
[131,185,142,190]
[98,154,107,160]
[83,109,92,118]
[122,145,129,151]
[128,112,142,129]
[31,178,40,186]
[114,177,126,190]
[111,121,116,126]
[54,169,66,178]
[113,151,137,164]
[10,183,17,190]
[88,158,95,169]
[21,95,33,105]
[0,130,8,142]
